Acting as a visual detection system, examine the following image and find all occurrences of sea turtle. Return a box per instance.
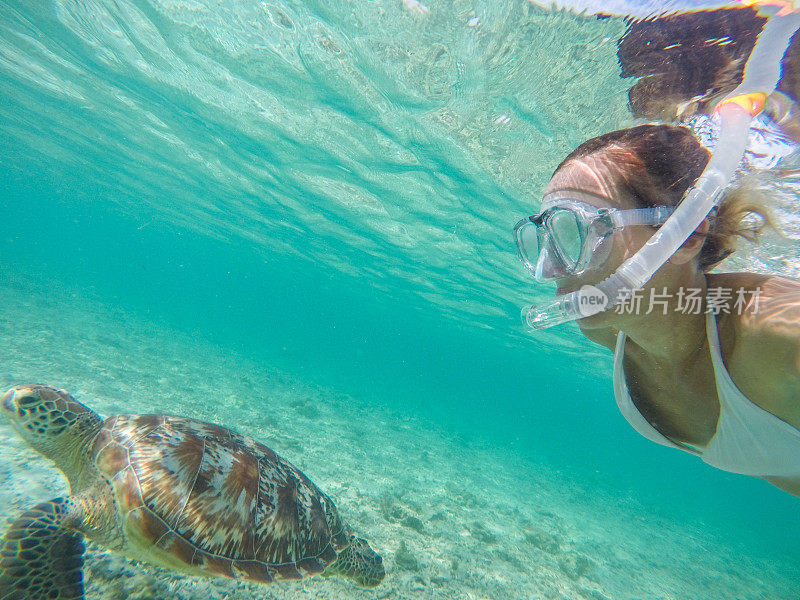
[0,384,384,600]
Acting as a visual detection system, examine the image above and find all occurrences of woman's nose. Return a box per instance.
[535,247,567,282]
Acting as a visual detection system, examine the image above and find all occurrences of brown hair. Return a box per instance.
[617,7,800,120]
[555,124,772,271]
[618,8,766,120]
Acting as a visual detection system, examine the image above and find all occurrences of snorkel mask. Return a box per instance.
[517,4,800,331]
[513,196,674,282]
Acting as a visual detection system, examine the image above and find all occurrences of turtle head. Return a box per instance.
[323,534,385,588]
[2,385,102,463]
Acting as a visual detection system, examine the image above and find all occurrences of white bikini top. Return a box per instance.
[613,310,800,477]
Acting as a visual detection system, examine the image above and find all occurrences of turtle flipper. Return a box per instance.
[0,498,85,600]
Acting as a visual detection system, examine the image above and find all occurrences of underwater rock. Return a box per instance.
[492,549,525,572]
[446,485,482,509]
[523,526,563,554]
[290,398,321,419]
[468,521,498,544]
[557,552,593,581]
[401,515,425,534]
[379,492,407,522]
[394,540,420,572]
[429,509,448,522]
[256,414,278,430]
[583,588,613,600]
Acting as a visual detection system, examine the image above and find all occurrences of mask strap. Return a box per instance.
[611,206,675,227]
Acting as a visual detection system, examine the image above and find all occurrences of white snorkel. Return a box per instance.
[523,3,800,330]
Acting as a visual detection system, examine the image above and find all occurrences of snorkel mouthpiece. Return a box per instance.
[522,6,800,332]
[523,283,615,329]
[523,292,582,330]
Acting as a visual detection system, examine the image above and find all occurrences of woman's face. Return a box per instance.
[541,156,656,327]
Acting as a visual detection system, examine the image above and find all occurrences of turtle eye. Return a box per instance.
[17,395,40,408]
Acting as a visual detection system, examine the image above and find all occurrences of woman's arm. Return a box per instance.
[578,326,619,352]
[727,274,800,428]
[708,274,800,496]
[742,275,800,406]
[764,475,800,497]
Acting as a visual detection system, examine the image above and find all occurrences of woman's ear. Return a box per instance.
[668,219,710,265]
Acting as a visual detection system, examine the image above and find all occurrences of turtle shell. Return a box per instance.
[90,414,349,583]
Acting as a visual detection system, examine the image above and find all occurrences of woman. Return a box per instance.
[514,124,800,496]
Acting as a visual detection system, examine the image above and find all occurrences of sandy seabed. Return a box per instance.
[0,276,796,600]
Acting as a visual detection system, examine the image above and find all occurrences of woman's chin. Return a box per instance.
[552,280,612,328]
[576,309,613,330]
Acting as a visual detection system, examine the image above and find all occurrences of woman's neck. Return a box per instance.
[616,271,710,367]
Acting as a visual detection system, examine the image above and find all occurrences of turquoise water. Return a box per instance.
[1,1,800,599]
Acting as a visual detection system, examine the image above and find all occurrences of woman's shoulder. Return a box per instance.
[710,272,800,392]
[708,272,800,332]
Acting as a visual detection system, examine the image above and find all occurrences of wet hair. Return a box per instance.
[554,124,773,271]
[618,7,800,120]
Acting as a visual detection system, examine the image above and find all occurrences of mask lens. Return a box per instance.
[516,221,542,270]
[549,209,582,269]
